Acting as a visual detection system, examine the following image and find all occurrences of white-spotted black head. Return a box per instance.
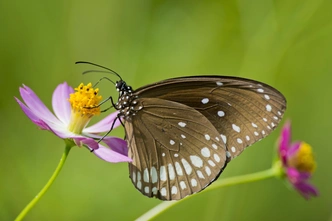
[116,80,133,96]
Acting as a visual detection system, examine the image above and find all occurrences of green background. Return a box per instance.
[1,0,331,220]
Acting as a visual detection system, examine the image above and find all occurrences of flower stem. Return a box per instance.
[15,145,72,221]
[136,162,281,221]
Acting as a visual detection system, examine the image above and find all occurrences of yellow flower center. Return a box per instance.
[289,142,316,173]
[67,83,102,134]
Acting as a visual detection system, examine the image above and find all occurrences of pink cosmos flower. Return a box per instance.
[278,121,318,199]
[15,82,131,163]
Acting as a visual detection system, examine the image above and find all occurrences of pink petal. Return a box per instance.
[287,142,301,158]
[286,168,318,199]
[286,167,300,183]
[279,121,292,165]
[294,182,319,199]
[19,85,59,124]
[52,82,74,125]
[92,144,132,163]
[15,97,50,130]
[16,96,75,138]
[103,137,128,156]
[73,137,99,150]
[286,168,311,184]
[84,111,121,133]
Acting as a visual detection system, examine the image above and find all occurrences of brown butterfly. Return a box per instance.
[78,62,286,201]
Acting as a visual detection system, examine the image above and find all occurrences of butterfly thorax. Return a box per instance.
[115,80,142,120]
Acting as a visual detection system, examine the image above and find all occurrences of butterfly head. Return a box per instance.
[115,80,133,96]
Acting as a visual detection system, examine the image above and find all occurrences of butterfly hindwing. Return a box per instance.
[134,76,286,159]
[125,98,228,200]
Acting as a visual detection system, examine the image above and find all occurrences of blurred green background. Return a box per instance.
[1,0,331,220]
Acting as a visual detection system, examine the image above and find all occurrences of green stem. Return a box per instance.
[136,162,281,221]
[15,145,72,221]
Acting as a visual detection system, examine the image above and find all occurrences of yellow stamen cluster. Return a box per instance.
[289,142,316,173]
[68,83,102,134]
[69,83,102,115]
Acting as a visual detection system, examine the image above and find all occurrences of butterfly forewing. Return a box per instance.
[125,98,228,200]
[134,76,287,159]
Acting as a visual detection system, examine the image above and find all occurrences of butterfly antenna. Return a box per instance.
[92,76,116,88]
[75,61,123,81]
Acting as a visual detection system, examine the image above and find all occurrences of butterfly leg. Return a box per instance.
[110,96,119,110]
[83,96,115,111]
[90,114,123,152]
[100,106,114,113]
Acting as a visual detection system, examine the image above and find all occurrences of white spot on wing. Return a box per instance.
[152,187,157,195]
[216,81,223,86]
[205,134,211,140]
[137,171,141,182]
[181,134,186,139]
[218,111,225,117]
[151,167,158,184]
[168,164,175,180]
[178,122,186,127]
[175,162,183,175]
[191,178,197,187]
[266,104,272,112]
[160,187,167,196]
[144,186,149,194]
[205,166,212,176]
[160,166,167,181]
[170,140,175,145]
[232,124,241,132]
[231,147,236,152]
[171,186,178,195]
[212,144,218,149]
[190,155,203,168]
[201,98,209,104]
[221,134,227,144]
[180,181,186,190]
[201,147,211,157]
[208,160,216,167]
[257,88,264,93]
[197,170,205,179]
[132,171,136,183]
[252,123,258,128]
[181,158,192,175]
[264,94,270,100]
[214,154,220,162]
[237,138,243,144]
[137,181,142,189]
[143,168,149,182]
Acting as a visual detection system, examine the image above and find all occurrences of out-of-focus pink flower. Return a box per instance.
[278,121,317,199]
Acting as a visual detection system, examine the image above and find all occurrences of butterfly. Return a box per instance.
[77,62,287,201]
